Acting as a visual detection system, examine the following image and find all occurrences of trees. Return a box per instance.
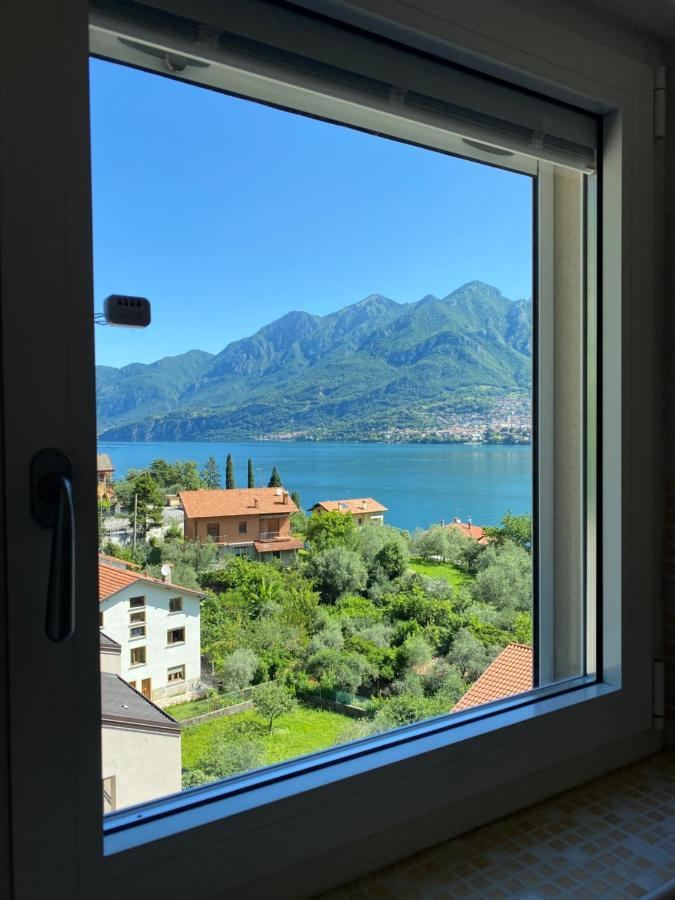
[247,458,255,488]
[305,510,356,552]
[308,547,368,603]
[291,490,301,509]
[202,456,221,489]
[373,541,409,580]
[412,525,450,562]
[268,466,282,488]
[306,648,377,695]
[446,627,492,681]
[253,681,297,732]
[118,471,164,539]
[484,511,532,552]
[471,541,532,613]
[221,648,259,693]
[226,453,235,489]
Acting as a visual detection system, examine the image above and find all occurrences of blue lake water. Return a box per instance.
[98,440,532,532]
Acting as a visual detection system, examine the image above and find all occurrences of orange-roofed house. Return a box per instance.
[98,559,203,702]
[179,487,304,564]
[310,497,387,527]
[447,516,490,545]
[453,643,533,712]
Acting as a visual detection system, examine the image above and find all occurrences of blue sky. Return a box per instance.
[90,59,533,369]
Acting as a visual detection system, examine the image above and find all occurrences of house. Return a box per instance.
[311,497,387,526]
[98,559,202,701]
[96,452,115,501]
[453,643,533,712]
[100,633,181,811]
[179,487,304,563]
[446,517,490,545]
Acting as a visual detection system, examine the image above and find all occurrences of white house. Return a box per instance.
[98,559,203,701]
[100,633,181,811]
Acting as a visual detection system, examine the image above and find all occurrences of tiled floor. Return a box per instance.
[324,752,675,899]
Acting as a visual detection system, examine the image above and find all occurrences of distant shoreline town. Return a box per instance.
[261,395,532,445]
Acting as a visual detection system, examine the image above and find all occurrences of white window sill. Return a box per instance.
[103,677,615,855]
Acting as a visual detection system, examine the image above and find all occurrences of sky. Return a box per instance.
[90,58,533,369]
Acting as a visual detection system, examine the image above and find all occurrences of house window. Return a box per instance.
[238,521,247,534]
[129,596,145,609]
[129,610,145,624]
[130,646,146,666]
[130,625,146,639]
[102,776,116,813]
[128,681,136,690]
[99,611,104,627]
[167,627,185,645]
[207,523,219,540]
[169,597,182,612]
[167,665,185,682]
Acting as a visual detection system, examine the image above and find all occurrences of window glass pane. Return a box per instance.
[92,53,593,812]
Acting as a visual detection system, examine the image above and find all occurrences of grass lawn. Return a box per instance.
[181,703,349,770]
[409,557,473,589]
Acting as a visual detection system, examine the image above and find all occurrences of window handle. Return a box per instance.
[30,450,75,642]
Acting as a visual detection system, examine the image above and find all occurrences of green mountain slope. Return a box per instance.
[96,281,531,441]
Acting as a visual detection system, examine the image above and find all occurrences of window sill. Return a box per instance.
[103,677,616,855]
[166,642,186,648]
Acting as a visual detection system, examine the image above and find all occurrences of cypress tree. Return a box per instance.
[226,453,236,489]
[268,466,282,488]
[247,458,255,488]
[291,491,301,509]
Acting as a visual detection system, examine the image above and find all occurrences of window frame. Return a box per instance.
[0,1,662,897]
[130,646,147,667]
[166,627,185,646]
[168,597,182,613]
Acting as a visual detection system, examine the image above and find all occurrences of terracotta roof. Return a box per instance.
[254,538,305,553]
[453,643,533,712]
[98,552,140,569]
[97,453,114,472]
[101,673,180,734]
[98,561,203,603]
[179,488,298,518]
[448,519,489,545]
[312,498,388,515]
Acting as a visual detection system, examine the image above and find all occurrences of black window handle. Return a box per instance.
[30,450,75,642]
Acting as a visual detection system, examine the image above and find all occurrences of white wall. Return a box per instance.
[100,582,201,699]
[101,723,181,810]
[100,649,121,675]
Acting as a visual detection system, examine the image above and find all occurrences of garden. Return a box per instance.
[102,459,533,789]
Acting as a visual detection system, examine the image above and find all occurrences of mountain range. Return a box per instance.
[96,280,532,441]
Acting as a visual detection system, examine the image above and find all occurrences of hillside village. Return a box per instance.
[97,453,533,812]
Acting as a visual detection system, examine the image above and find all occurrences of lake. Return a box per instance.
[98,440,532,532]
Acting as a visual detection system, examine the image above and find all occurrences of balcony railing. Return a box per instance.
[258,531,281,541]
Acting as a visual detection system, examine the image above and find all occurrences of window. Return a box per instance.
[167,665,185,682]
[99,611,103,627]
[129,610,145,624]
[0,0,656,896]
[88,0,602,805]
[129,596,145,609]
[169,597,182,613]
[130,646,146,666]
[129,625,146,639]
[128,681,136,690]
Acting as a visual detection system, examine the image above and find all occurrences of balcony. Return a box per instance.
[258,531,281,541]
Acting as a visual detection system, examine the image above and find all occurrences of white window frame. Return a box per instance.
[0,1,661,898]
